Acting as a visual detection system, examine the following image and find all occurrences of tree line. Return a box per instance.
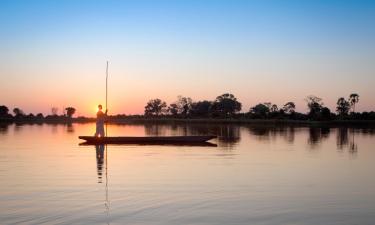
[1,92,374,122]
[0,106,76,122]
[143,93,375,120]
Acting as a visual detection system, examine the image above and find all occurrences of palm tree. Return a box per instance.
[349,93,359,113]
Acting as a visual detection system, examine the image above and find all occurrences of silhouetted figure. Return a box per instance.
[95,144,105,183]
[95,104,107,137]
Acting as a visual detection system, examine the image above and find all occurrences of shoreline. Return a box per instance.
[1,117,375,127]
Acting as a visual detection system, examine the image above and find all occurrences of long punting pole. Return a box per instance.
[105,61,108,137]
[105,61,110,222]
[106,61,108,116]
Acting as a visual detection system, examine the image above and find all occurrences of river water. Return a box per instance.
[0,123,374,225]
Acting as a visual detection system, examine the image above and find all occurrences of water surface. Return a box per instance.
[0,123,374,225]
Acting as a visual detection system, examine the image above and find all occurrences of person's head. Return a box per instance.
[98,104,103,111]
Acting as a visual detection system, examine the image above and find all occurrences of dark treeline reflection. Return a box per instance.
[0,123,10,134]
[247,126,295,143]
[337,127,358,154]
[143,123,374,152]
[66,123,74,133]
[308,127,331,149]
[144,123,240,147]
[1,123,374,152]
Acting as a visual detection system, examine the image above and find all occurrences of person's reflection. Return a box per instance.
[93,144,110,224]
[95,144,105,183]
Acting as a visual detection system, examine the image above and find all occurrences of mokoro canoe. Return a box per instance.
[78,135,216,144]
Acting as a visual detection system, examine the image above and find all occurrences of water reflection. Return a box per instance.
[337,128,349,150]
[0,123,10,135]
[2,123,375,225]
[144,123,240,147]
[144,124,168,136]
[14,124,23,133]
[1,123,375,154]
[215,125,240,143]
[308,127,331,149]
[94,144,110,224]
[95,144,105,183]
[337,128,358,155]
[66,123,75,133]
[247,126,295,143]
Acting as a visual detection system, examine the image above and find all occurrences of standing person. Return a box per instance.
[95,104,107,137]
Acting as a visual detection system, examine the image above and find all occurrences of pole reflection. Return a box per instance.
[94,144,110,225]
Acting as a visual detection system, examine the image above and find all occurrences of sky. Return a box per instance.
[0,0,374,116]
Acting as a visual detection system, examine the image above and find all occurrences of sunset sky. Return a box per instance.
[1,0,374,116]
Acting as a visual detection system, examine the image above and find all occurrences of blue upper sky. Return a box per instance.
[1,0,374,115]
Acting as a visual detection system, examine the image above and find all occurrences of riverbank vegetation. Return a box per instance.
[1,93,374,125]
[141,93,373,122]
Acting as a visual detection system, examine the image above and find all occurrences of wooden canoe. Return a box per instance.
[79,135,216,144]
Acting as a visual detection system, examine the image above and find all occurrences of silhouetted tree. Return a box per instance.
[321,107,332,120]
[263,102,272,110]
[270,104,278,113]
[36,113,44,119]
[168,103,179,116]
[305,95,323,119]
[27,113,35,119]
[65,107,76,118]
[283,102,296,114]
[144,98,167,116]
[211,93,241,117]
[13,108,24,117]
[336,97,350,116]
[176,96,193,116]
[349,93,359,113]
[250,103,270,118]
[0,105,9,117]
[190,101,212,117]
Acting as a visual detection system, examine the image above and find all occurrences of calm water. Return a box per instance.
[0,123,375,225]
